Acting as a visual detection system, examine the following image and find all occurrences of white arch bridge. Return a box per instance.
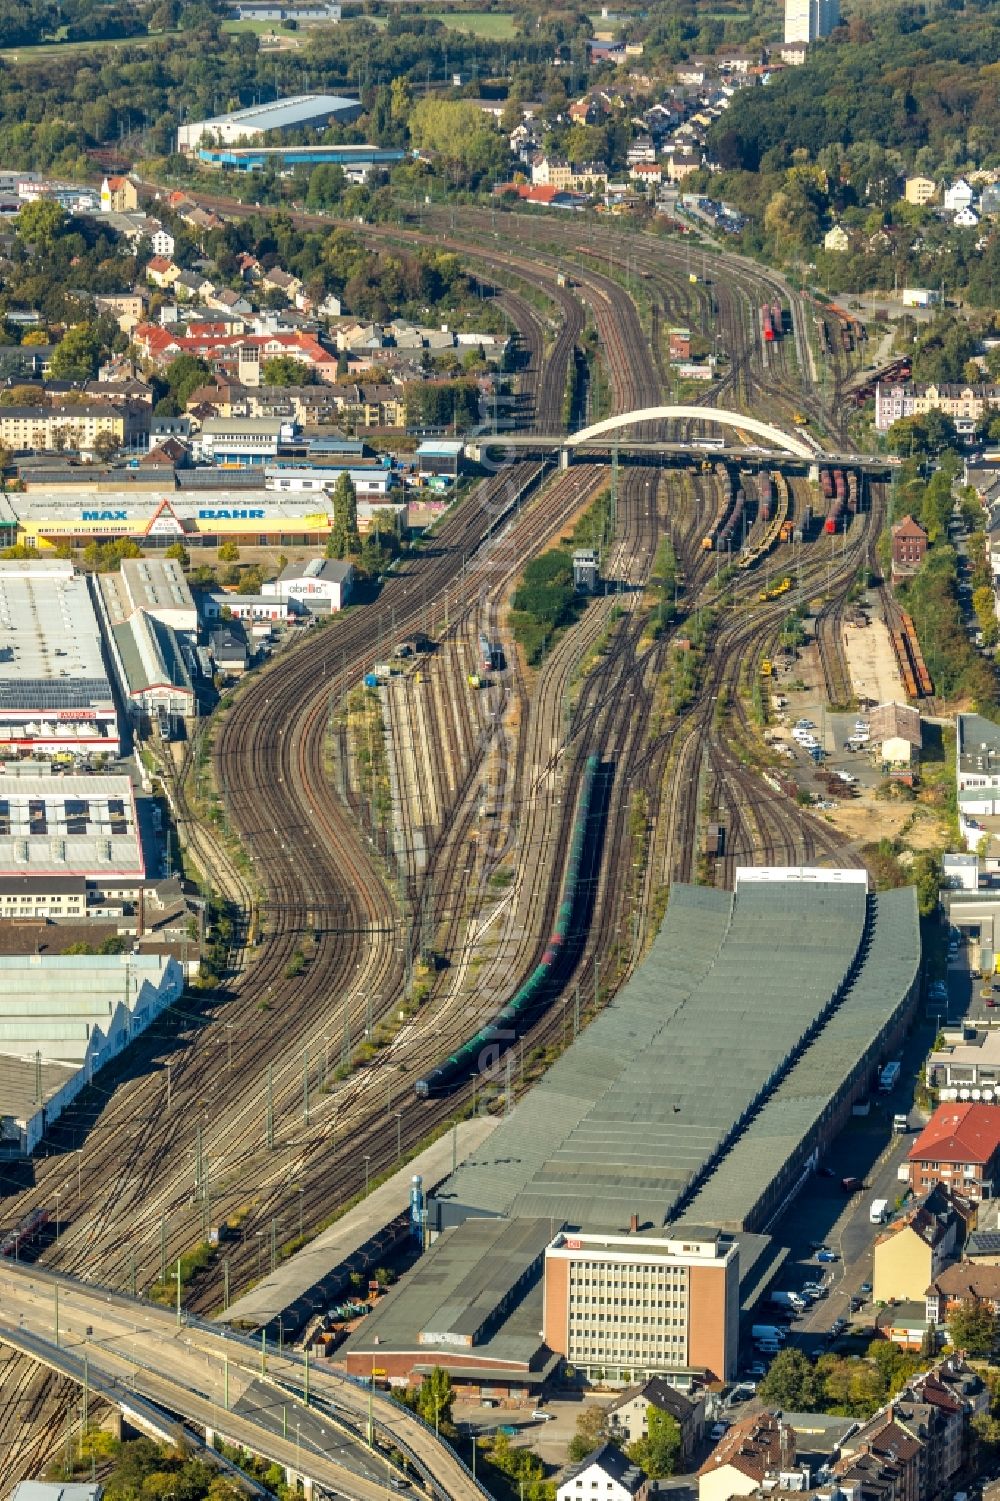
[470,405,884,471]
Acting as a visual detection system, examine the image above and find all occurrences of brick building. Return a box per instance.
[891,514,928,574]
[906,1103,1000,1202]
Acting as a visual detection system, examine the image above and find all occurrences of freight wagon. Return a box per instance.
[415,753,600,1097]
[478,633,494,674]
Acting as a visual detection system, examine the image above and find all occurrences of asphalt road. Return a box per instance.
[760,1013,938,1357]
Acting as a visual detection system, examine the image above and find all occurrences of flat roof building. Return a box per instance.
[117,556,197,635]
[177,93,362,154]
[263,556,353,613]
[543,1225,740,1384]
[0,773,144,881]
[0,950,183,1153]
[0,559,119,759]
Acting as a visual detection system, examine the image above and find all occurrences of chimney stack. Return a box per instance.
[630,1213,639,1234]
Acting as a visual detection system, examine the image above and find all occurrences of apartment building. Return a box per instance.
[542,1226,739,1384]
[783,0,839,43]
[906,1103,1000,1202]
[0,404,137,455]
[875,381,1000,433]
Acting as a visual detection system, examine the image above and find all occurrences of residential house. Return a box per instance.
[955,206,980,228]
[627,136,657,165]
[607,1377,704,1462]
[824,224,851,253]
[261,267,303,300]
[209,624,250,679]
[926,1262,1000,1326]
[145,256,181,290]
[869,701,922,769]
[174,270,215,303]
[873,1186,967,1303]
[943,179,975,214]
[891,514,928,573]
[698,1414,791,1501]
[838,1412,923,1501]
[150,228,175,259]
[532,156,574,189]
[207,287,254,318]
[629,163,663,190]
[557,1444,648,1501]
[905,176,937,206]
[981,185,1000,218]
[100,175,138,213]
[667,150,702,183]
[906,1103,1000,1202]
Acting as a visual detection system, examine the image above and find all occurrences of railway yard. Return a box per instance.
[0,203,922,1488]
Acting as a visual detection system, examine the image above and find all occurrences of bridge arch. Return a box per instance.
[564,405,817,461]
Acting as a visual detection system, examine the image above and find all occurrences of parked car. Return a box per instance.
[816,1248,838,1262]
[710,1423,729,1442]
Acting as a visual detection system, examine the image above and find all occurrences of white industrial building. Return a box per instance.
[0,559,120,760]
[0,951,184,1154]
[176,93,362,155]
[117,557,197,635]
[0,772,145,897]
[263,557,354,613]
[97,568,196,727]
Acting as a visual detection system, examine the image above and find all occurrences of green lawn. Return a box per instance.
[423,10,518,36]
[0,26,180,60]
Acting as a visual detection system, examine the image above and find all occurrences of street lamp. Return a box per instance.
[256,1230,264,1279]
[298,1185,305,1239]
[394,1110,402,1162]
[364,1153,371,1196]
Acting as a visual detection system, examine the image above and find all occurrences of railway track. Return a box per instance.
[0,199,887,1484]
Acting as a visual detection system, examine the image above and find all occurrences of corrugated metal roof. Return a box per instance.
[435,878,870,1232]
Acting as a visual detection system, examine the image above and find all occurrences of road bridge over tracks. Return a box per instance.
[0,1261,486,1501]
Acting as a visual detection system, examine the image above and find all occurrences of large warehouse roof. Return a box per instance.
[433,874,871,1232]
[191,93,360,133]
[0,774,143,877]
[686,885,920,1229]
[0,560,114,715]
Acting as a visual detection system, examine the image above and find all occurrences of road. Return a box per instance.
[0,1263,483,1501]
[761,1013,937,1356]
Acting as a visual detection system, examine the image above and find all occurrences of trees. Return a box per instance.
[416,1367,454,1433]
[628,1407,681,1479]
[218,541,240,564]
[327,472,361,559]
[93,429,122,462]
[50,322,102,380]
[262,355,315,387]
[948,1298,998,1357]
[160,353,212,410]
[567,1404,609,1462]
[758,1348,821,1410]
[886,413,958,458]
[165,542,190,567]
[17,198,65,250]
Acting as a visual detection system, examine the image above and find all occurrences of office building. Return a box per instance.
[543,1226,740,1384]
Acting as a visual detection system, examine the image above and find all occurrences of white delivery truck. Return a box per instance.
[870,1198,889,1224]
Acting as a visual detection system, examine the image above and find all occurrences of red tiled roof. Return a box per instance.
[892,513,928,539]
[909,1104,1000,1167]
[697,1414,785,1481]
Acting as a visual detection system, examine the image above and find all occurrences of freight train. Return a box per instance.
[825,469,846,534]
[761,303,783,344]
[415,753,600,1098]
